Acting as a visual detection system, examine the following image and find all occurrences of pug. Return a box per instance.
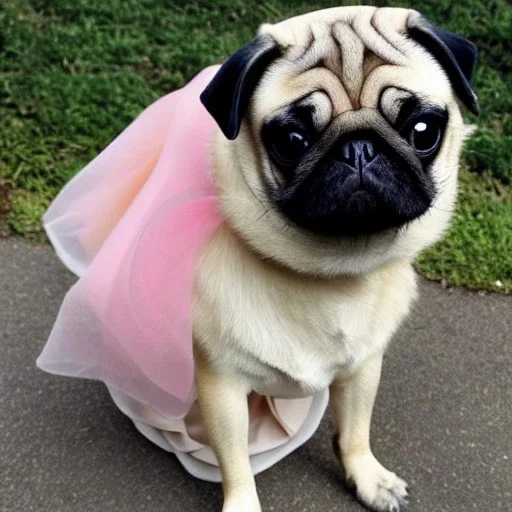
[193,6,478,512]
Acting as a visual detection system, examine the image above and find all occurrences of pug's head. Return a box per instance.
[201,6,478,276]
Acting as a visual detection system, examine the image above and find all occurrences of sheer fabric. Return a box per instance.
[38,66,328,480]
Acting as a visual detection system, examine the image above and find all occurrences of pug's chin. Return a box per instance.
[220,189,434,278]
[279,196,432,238]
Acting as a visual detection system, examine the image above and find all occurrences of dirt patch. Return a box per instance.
[0,181,13,237]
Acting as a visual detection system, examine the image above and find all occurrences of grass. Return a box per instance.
[418,169,512,292]
[0,0,510,292]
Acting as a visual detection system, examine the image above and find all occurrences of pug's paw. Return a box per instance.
[343,452,408,512]
[222,491,261,512]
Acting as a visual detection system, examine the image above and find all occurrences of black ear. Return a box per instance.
[200,35,281,140]
[408,17,479,115]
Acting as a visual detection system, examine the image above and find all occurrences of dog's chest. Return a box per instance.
[194,233,417,398]
[208,283,391,397]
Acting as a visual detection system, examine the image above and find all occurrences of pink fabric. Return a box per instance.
[38,66,223,418]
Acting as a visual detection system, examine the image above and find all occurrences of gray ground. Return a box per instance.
[0,238,510,512]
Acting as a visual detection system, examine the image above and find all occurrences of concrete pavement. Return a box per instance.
[0,238,510,512]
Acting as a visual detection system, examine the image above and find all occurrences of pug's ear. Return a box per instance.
[408,16,480,115]
[200,35,281,140]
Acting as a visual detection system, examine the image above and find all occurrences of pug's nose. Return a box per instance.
[336,139,376,172]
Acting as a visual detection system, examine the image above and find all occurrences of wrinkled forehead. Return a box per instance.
[253,6,452,119]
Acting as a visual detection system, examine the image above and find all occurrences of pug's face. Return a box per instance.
[201,7,478,276]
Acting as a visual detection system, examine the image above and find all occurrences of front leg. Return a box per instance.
[195,350,261,512]
[330,354,408,512]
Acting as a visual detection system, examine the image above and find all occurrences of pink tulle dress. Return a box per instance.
[37,66,329,481]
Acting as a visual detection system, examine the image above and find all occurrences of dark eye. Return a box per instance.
[268,129,310,168]
[409,116,443,157]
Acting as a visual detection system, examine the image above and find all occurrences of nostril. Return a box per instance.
[363,141,374,162]
[336,139,376,169]
[341,142,354,164]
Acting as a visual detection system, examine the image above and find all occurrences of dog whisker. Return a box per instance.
[257,208,271,222]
